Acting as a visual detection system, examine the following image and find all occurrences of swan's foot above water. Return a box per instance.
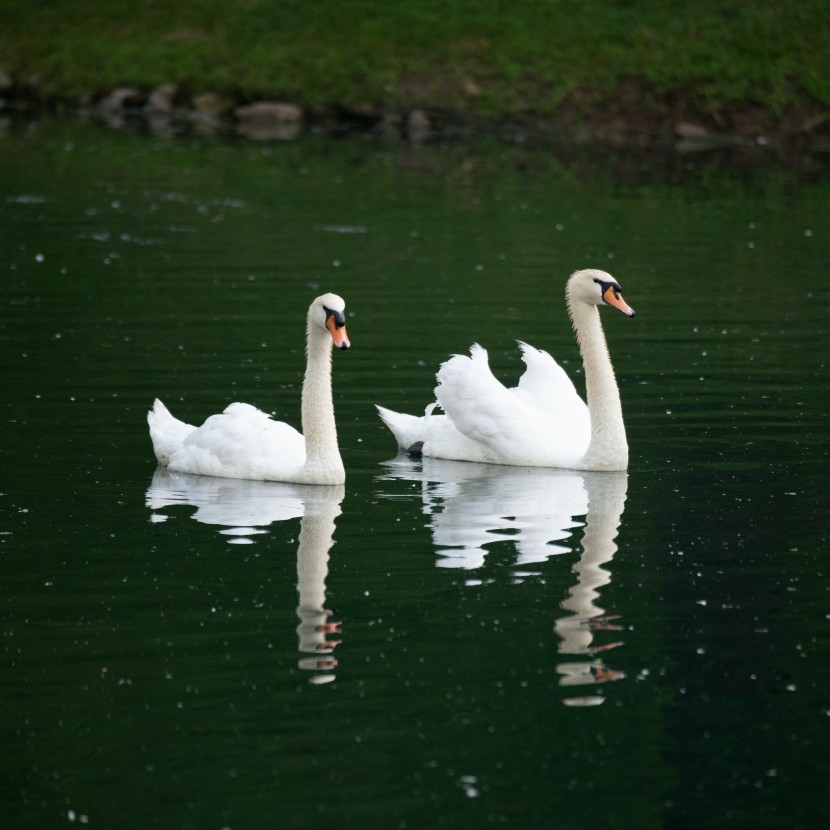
[406,441,424,457]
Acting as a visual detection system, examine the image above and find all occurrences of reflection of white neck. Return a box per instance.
[568,290,628,471]
[296,311,344,484]
[555,472,627,655]
[295,488,343,654]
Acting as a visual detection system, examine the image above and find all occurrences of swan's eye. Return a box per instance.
[595,280,618,303]
[324,306,346,328]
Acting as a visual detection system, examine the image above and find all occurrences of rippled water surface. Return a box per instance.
[2,119,829,829]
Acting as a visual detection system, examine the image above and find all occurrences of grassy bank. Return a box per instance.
[2,0,829,136]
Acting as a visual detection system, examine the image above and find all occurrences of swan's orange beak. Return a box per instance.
[326,315,351,350]
[603,285,635,317]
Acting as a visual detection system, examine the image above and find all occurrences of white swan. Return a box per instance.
[376,269,634,471]
[148,293,350,484]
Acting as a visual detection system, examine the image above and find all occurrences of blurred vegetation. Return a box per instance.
[1,0,829,122]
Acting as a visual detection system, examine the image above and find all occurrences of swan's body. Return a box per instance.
[376,269,634,471]
[148,293,350,484]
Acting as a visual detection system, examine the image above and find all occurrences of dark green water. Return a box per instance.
[2,119,829,829]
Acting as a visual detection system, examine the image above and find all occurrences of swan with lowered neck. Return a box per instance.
[148,293,350,484]
[376,269,635,471]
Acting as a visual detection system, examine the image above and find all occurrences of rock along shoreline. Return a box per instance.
[2,74,829,158]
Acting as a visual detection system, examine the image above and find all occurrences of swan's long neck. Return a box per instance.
[569,296,628,471]
[299,319,344,482]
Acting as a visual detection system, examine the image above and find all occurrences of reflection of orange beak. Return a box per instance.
[326,316,350,350]
[603,285,635,317]
[589,665,626,683]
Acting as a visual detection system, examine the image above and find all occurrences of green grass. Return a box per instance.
[2,0,829,122]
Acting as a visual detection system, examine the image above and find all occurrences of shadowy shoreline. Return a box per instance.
[2,81,829,172]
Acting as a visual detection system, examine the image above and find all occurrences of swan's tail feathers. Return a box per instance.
[375,404,430,453]
[147,398,196,466]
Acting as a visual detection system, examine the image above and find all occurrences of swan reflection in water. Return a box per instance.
[146,468,344,685]
[378,457,629,705]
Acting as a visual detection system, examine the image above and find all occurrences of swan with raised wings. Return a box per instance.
[376,269,635,471]
[148,293,350,484]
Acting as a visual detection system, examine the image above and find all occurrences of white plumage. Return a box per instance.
[148,293,350,485]
[376,269,635,471]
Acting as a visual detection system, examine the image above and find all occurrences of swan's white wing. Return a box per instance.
[168,402,306,479]
[512,342,581,405]
[511,342,590,436]
[434,344,589,467]
[377,343,592,468]
[147,399,197,465]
